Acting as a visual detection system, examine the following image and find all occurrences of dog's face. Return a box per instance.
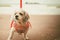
[14,10,29,23]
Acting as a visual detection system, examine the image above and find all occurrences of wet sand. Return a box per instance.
[0,14,60,40]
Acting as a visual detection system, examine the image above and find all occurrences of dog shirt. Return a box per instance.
[10,20,31,32]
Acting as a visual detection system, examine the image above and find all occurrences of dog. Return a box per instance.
[8,10,31,40]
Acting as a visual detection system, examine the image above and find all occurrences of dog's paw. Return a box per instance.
[24,39,29,40]
[25,38,29,40]
[24,37,29,40]
[26,37,29,40]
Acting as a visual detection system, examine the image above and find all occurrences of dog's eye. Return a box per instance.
[19,13,23,16]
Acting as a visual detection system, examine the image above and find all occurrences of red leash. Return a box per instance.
[20,0,22,8]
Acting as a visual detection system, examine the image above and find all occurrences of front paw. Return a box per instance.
[24,37,29,40]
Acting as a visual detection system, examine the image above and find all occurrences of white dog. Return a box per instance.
[8,10,31,40]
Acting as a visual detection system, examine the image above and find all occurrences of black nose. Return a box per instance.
[15,15,18,18]
[15,15,19,20]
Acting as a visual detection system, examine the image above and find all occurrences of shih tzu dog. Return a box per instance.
[8,10,31,40]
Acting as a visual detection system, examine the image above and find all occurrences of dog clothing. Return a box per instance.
[10,20,31,32]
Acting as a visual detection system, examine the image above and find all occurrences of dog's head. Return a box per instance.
[14,10,29,24]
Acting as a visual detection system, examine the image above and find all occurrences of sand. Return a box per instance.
[0,14,60,40]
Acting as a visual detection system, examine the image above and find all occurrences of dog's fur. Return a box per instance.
[8,10,30,40]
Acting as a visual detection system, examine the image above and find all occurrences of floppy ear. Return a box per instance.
[26,13,30,19]
[22,13,30,22]
[25,12,30,20]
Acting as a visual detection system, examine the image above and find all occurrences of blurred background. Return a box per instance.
[0,0,60,40]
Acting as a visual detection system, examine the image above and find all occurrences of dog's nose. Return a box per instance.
[15,15,18,18]
[15,15,19,20]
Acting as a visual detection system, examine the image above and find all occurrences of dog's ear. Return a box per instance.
[23,13,30,22]
[22,11,30,20]
[25,13,30,21]
[26,13,30,20]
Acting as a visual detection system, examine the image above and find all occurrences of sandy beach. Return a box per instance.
[0,14,60,40]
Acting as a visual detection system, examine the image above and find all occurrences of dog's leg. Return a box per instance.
[24,34,29,40]
[8,27,15,40]
[24,30,29,40]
